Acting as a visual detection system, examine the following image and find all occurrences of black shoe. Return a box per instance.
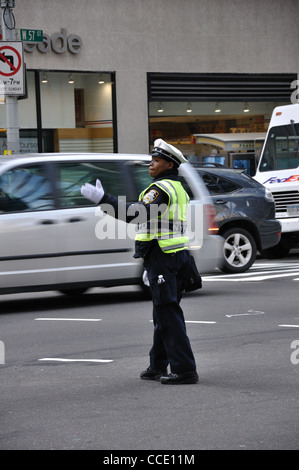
[160,371,198,385]
[140,366,167,381]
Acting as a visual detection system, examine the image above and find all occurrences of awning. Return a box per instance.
[193,132,266,151]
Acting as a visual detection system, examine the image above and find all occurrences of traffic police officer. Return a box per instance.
[81,139,198,385]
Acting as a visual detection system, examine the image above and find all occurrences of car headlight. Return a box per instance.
[265,187,275,202]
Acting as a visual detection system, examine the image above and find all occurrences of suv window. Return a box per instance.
[201,172,241,195]
[201,173,223,195]
[56,161,130,208]
[0,164,54,212]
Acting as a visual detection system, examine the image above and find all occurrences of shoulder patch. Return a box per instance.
[142,189,159,204]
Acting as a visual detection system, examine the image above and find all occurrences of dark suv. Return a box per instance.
[196,165,281,273]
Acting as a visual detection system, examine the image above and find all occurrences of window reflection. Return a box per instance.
[56,162,128,208]
[0,165,54,212]
[0,71,115,154]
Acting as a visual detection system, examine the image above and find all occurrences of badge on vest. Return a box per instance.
[142,189,159,204]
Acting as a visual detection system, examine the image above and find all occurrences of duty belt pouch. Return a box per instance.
[183,255,202,292]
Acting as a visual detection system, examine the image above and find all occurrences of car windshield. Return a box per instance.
[259,122,299,171]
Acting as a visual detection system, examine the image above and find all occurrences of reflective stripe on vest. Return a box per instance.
[135,179,190,253]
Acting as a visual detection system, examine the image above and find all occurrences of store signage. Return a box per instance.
[0,42,24,95]
[0,137,38,153]
[23,28,82,54]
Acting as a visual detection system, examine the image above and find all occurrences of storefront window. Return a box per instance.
[148,100,289,175]
[0,71,115,154]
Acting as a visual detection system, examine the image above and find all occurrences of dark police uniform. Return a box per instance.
[81,139,199,384]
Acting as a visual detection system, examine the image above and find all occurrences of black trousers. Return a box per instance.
[144,244,196,374]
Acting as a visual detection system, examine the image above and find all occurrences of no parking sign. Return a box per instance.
[0,41,24,95]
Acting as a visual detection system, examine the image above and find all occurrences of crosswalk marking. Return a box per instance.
[202,262,299,282]
[38,358,113,363]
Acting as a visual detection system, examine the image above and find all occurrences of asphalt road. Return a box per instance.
[0,256,298,451]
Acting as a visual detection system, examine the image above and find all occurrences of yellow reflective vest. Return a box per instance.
[135,179,190,253]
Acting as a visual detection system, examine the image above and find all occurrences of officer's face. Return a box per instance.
[149,157,174,178]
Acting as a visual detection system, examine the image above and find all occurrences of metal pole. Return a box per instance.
[0,0,20,153]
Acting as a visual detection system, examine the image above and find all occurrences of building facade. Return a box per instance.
[0,0,298,160]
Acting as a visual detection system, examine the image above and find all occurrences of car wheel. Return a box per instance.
[220,227,257,273]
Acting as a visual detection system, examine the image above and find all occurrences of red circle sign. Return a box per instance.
[0,45,22,76]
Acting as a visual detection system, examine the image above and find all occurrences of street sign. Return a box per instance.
[20,29,43,42]
[0,42,24,95]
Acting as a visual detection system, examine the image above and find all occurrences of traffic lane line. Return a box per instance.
[35,318,102,321]
[38,358,113,363]
[279,324,299,328]
[150,320,217,324]
[185,320,217,324]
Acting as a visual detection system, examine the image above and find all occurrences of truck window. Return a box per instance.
[259,123,299,172]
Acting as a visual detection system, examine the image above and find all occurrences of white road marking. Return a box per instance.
[185,320,216,324]
[35,318,102,321]
[38,358,113,363]
[150,320,216,324]
[203,269,299,282]
[278,324,299,328]
[226,310,264,318]
[256,262,299,269]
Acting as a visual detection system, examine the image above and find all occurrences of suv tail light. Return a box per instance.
[204,204,219,234]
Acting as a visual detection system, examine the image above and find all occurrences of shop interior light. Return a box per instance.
[186,102,192,113]
[215,103,221,113]
[243,102,250,112]
[157,102,164,113]
[98,75,105,84]
[41,73,48,84]
[68,74,74,84]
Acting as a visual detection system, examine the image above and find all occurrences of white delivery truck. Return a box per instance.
[254,103,299,257]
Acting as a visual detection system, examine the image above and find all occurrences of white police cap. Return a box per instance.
[152,139,187,166]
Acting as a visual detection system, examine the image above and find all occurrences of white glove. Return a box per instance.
[81,179,104,204]
[142,270,150,286]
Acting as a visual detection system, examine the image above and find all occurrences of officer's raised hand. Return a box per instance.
[81,179,104,204]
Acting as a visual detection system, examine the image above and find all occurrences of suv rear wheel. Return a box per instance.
[220,227,257,273]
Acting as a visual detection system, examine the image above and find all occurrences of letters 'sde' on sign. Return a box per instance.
[0,41,25,96]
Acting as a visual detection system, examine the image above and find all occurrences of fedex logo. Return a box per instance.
[263,175,299,184]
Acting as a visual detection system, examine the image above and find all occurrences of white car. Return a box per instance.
[0,153,223,296]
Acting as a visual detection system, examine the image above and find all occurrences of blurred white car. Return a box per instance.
[0,153,223,296]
